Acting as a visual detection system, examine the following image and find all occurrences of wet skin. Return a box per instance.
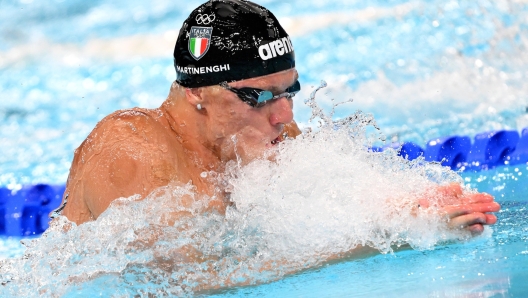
[61,68,499,237]
[422,183,500,235]
[62,69,301,224]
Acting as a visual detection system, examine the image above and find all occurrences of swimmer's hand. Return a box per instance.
[418,183,500,235]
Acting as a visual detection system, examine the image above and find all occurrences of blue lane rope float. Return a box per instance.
[424,136,472,170]
[506,128,528,165]
[400,142,425,161]
[0,184,64,237]
[466,130,520,171]
[383,128,528,171]
[1,128,528,237]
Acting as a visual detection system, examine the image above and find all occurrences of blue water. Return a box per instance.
[207,165,528,297]
[1,0,528,296]
[2,0,527,185]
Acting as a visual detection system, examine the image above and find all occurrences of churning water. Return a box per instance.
[1,103,478,296]
[1,0,528,296]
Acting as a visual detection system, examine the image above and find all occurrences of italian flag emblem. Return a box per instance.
[189,26,213,60]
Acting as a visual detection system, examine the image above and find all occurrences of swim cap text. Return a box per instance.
[177,64,230,75]
[258,37,294,61]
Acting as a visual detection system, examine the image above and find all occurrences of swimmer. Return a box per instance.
[60,0,499,242]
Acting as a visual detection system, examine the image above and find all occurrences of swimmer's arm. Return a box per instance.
[314,186,500,262]
[63,123,145,224]
[330,187,500,258]
[213,245,381,291]
[63,112,177,224]
[218,185,501,291]
[61,142,93,224]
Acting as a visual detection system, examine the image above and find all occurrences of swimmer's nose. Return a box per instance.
[269,97,294,126]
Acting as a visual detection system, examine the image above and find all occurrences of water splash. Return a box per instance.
[0,95,478,296]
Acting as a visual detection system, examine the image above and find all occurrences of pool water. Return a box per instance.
[1,0,528,296]
[208,165,528,297]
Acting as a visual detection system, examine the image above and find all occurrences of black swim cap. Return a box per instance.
[174,0,295,88]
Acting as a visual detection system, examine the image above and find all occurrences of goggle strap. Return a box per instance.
[220,80,301,107]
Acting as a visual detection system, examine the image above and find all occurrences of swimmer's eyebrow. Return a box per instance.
[264,73,300,94]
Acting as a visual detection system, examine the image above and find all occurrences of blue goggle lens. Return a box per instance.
[221,80,301,107]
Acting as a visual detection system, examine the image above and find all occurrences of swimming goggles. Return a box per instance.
[219,80,301,108]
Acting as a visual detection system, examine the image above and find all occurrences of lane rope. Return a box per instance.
[2,128,527,236]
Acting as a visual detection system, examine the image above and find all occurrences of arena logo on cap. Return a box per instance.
[189,26,213,60]
[258,37,294,61]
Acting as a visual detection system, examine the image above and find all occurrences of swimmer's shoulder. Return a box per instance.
[73,107,181,182]
[96,107,168,140]
[65,108,181,221]
[75,107,174,154]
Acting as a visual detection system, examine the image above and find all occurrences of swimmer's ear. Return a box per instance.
[185,88,204,107]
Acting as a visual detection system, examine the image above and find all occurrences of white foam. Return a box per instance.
[0,101,477,296]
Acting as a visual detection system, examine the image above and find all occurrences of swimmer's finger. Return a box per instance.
[448,212,487,229]
[460,192,495,204]
[444,202,501,218]
[475,201,501,213]
[485,213,498,225]
[458,214,498,226]
[467,223,485,235]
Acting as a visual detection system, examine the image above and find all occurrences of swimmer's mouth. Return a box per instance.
[271,133,287,145]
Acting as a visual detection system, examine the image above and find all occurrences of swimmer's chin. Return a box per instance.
[232,137,283,165]
[263,139,282,161]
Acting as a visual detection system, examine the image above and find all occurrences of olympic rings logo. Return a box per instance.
[196,14,216,25]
